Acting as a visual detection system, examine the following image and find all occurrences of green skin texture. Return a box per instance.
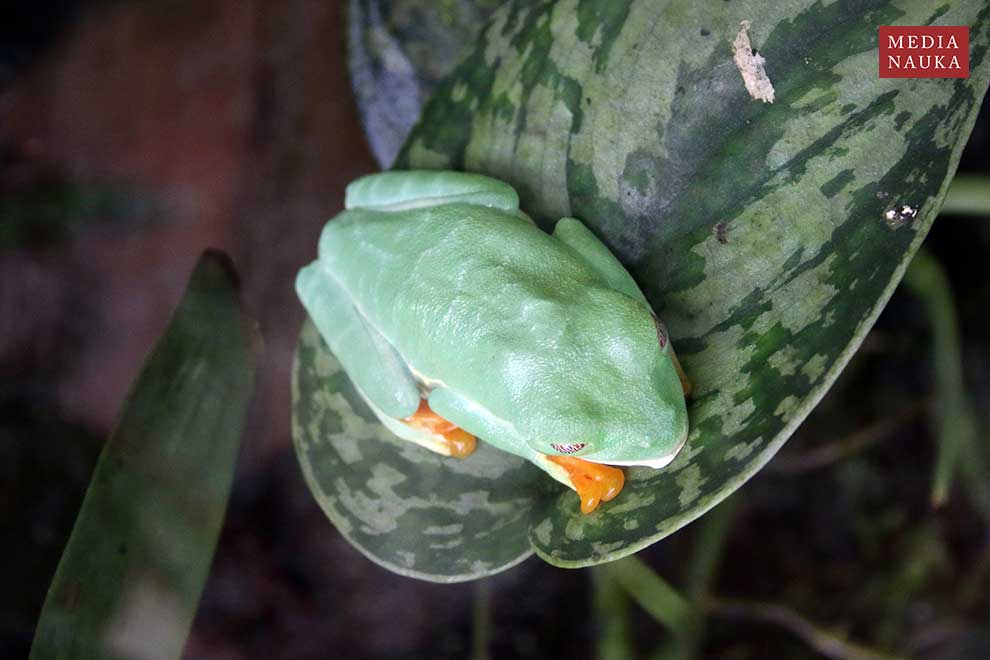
[296,170,688,484]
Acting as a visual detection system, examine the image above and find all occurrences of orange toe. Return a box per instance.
[439,426,477,458]
[547,455,625,514]
[403,400,477,458]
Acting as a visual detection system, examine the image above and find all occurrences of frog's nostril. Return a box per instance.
[551,442,586,454]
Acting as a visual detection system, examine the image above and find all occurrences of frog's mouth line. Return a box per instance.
[582,455,678,469]
[580,423,690,470]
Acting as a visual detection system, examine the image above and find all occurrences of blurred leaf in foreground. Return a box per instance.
[30,250,259,660]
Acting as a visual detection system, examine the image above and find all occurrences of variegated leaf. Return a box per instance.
[297,0,990,580]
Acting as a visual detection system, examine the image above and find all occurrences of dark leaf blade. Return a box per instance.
[293,320,542,582]
[347,0,502,167]
[30,250,258,659]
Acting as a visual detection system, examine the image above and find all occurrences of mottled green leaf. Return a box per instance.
[294,321,541,582]
[31,251,258,659]
[347,0,501,166]
[300,0,990,581]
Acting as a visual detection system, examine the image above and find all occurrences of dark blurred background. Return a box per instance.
[2,2,989,659]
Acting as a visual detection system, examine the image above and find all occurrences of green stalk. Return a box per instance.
[604,556,689,631]
[769,402,927,475]
[933,174,990,521]
[706,598,907,660]
[902,248,977,508]
[591,566,633,660]
[471,579,492,660]
[664,496,739,660]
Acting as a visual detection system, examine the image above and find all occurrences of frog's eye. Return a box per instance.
[551,442,586,454]
[651,314,668,350]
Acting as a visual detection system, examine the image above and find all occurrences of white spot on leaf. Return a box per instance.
[883,203,919,229]
[424,524,464,536]
[565,517,586,541]
[533,519,553,545]
[591,541,625,557]
[774,395,800,419]
[725,439,762,462]
[733,21,775,103]
[676,464,707,507]
[802,354,829,382]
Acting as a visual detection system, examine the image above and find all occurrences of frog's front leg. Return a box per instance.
[299,264,478,458]
[553,217,648,304]
[538,455,625,514]
[554,217,694,397]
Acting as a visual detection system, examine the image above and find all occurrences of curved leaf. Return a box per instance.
[299,0,990,580]
[293,320,541,581]
[31,251,259,658]
[347,0,501,167]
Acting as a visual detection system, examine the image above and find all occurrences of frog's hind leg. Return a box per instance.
[297,263,420,420]
[361,397,477,459]
[345,171,520,213]
[298,263,477,458]
[401,400,476,458]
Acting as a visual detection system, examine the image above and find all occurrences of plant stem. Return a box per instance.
[605,555,689,631]
[706,597,907,660]
[901,248,978,508]
[471,579,492,660]
[769,401,927,475]
[956,433,990,525]
[940,175,990,216]
[957,541,990,611]
[591,566,633,660]
[660,496,739,660]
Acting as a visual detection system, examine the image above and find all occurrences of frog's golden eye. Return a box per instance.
[651,314,668,350]
[551,442,586,454]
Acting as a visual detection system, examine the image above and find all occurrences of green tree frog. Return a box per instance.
[296,171,690,513]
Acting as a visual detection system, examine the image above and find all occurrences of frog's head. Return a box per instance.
[513,289,689,469]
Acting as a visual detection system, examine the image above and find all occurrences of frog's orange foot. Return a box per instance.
[403,400,477,458]
[547,455,625,514]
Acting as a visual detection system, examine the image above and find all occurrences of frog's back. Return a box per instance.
[318,203,626,402]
